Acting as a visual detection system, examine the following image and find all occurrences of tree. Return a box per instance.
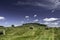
[0,26,4,27]
[11,25,15,27]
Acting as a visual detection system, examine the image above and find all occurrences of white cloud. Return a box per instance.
[44,22,49,25]
[27,19,30,20]
[48,22,59,27]
[51,9,55,13]
[16,1,50,9]
[0,16,5,20]
[51,22,58,25]
[43,18,58,22]
[33,19,39,22]
[15,0,60,11]
[14,24,21,26]
[25,16,29,19]
[46,0,59,3]
[21,21,24,24]
[34,14,37,17]
[43,17,60,27]
[44,22,59,27]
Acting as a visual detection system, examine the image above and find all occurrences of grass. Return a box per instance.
[0,23,60,40]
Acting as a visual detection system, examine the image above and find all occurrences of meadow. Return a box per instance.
[0,23,60,40]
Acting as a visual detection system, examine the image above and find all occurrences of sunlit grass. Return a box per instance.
[0,23,59,40]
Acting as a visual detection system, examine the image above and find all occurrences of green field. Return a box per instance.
[0,23,60,40]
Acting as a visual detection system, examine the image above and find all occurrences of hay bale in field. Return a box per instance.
[45,27,49,30]
[0,30,5,35]
[29,26,34,29]
[29,27,33,29]
[0,31,3,35]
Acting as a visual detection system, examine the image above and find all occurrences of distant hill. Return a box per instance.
[22,23,47,27]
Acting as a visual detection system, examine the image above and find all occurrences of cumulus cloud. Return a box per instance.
[49,22,59,27]
[44,22,59,27]
[44,22,49,25]
[34,14,37,17]
[43,18,58,22]
[51,22,58,25]
[0,16,5,20]
[44,22,58,25]
[25,16,30,21]
[33,19,39,22]
[43,17,60,27]
[25,16,29,19]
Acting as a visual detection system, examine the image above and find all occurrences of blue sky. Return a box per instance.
[0,0,60,27]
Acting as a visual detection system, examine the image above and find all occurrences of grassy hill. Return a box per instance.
[0,23,60,40]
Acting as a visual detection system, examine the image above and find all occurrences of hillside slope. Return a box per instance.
[0,23,59,40]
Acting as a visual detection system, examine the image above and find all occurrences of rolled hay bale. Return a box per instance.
[29,26,34,29]
[0,31,3,35]
[0,29,5,35]
[45,27,49,30]
[29,27,33,29]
